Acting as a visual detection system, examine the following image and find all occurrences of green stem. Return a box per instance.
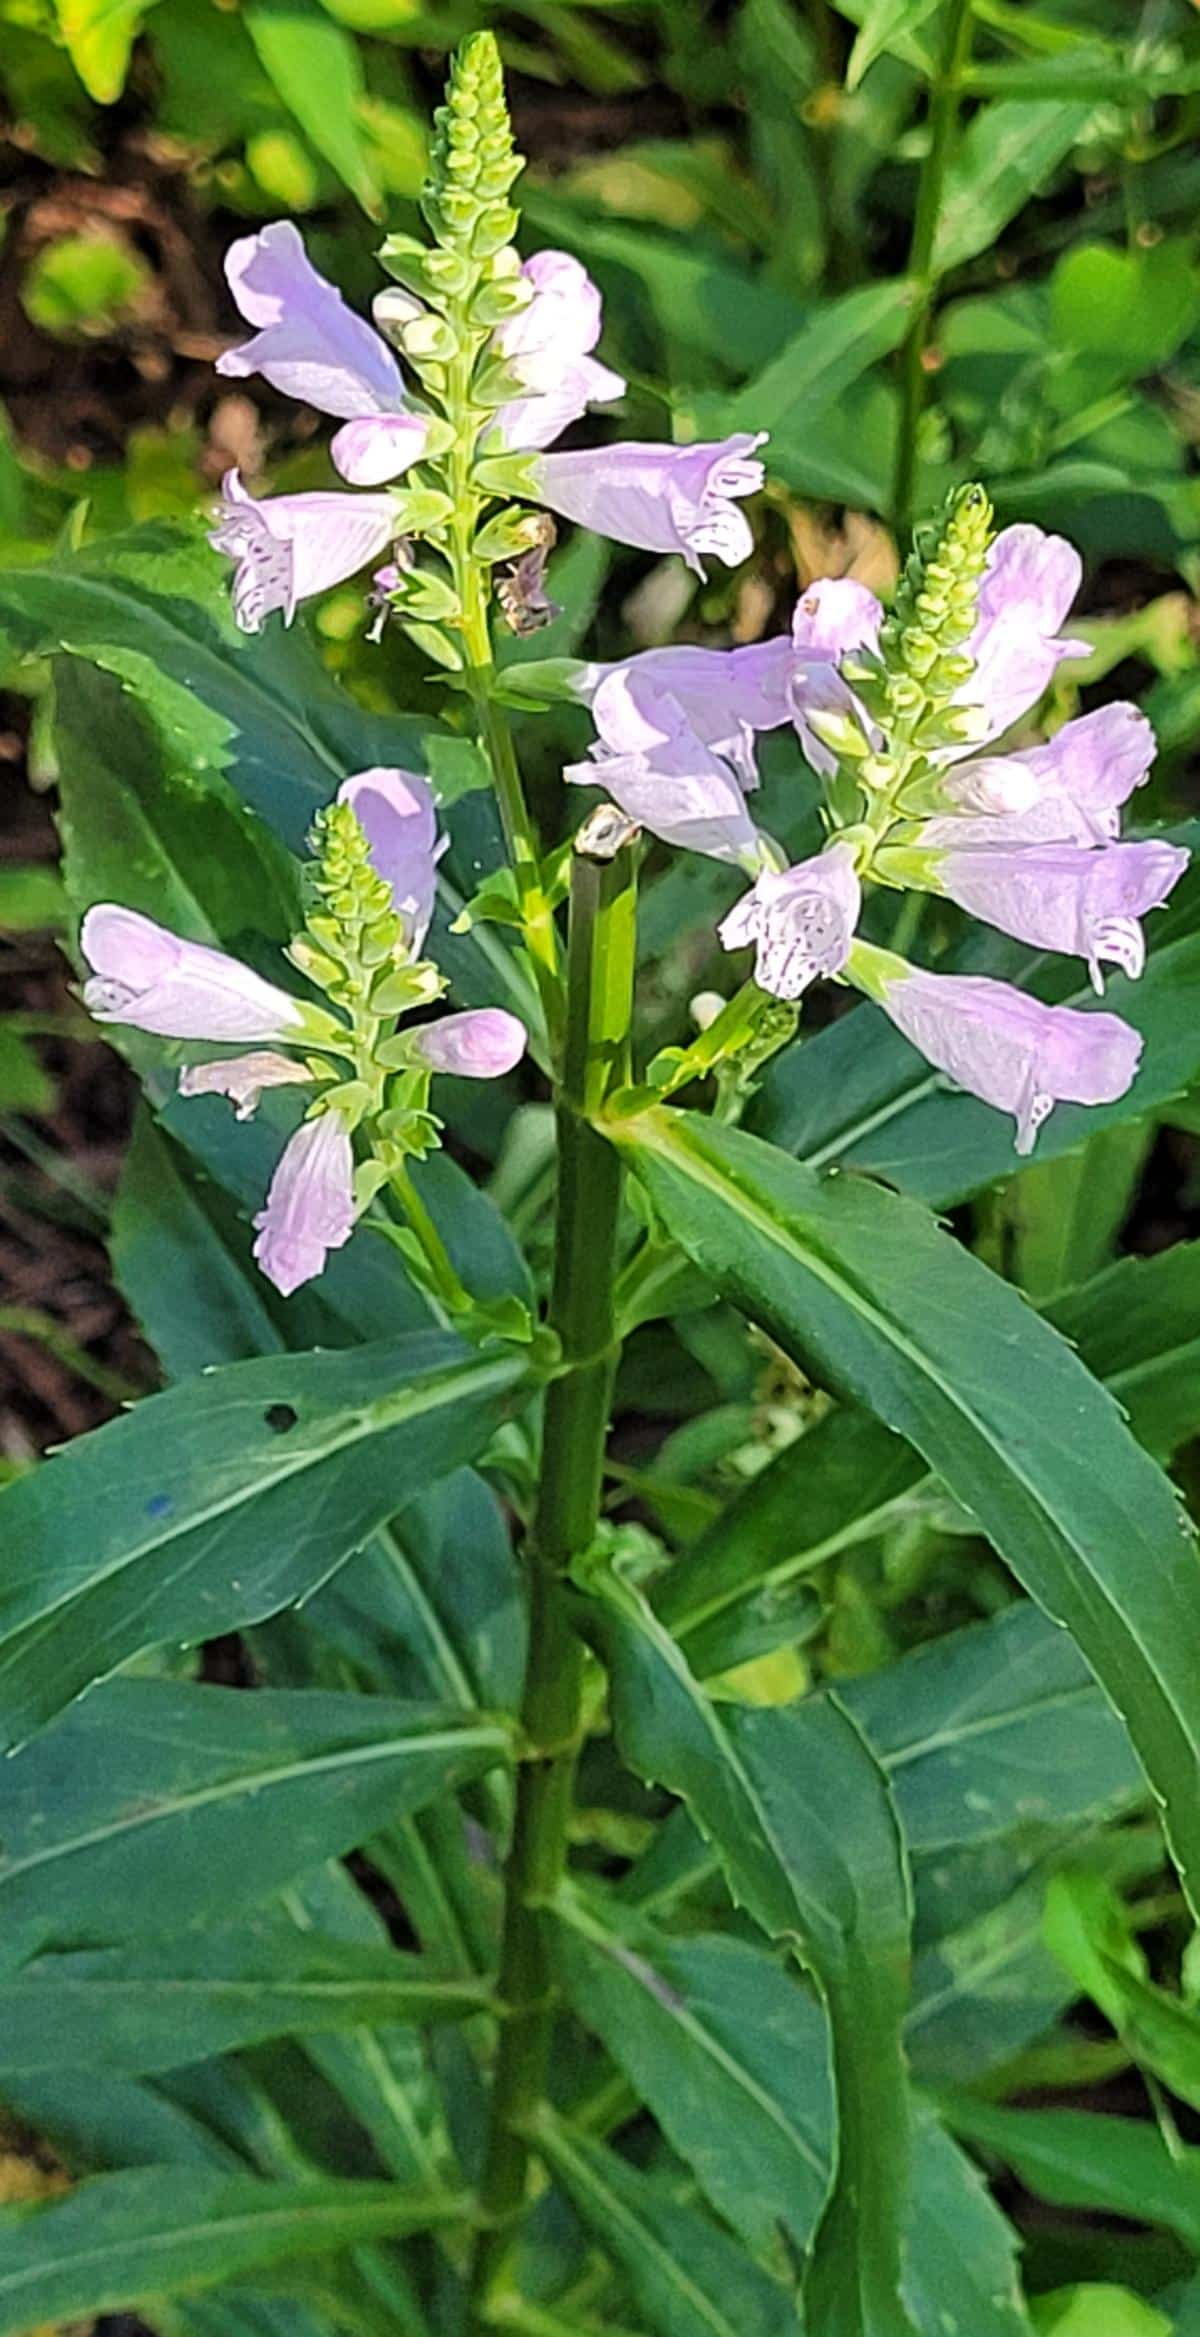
[893,0,974,536]
[444,338,564,1054]
[464,808,638,2335]
[389,1163,474,1316]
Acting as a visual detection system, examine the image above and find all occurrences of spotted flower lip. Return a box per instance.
[210,471,398,634]
[719,843,861,1000]
[565,678,765,866]
[80,906,312,1043]
[888,834,1189,994]
[217,221,408,421]
[848,941,1143,1155]
[252,1112,358,1297]
[531,434,767,574]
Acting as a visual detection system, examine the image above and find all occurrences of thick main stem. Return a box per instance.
[893,0,974,536]
[465,811,637,2334]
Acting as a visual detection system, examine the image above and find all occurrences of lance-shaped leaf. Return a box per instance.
[530,2107,798,2337]
[0,2166,464,2337]
[576,1560,916,2337]
[662,1237,1200,1677]
[0,1924,490,2079]
[613,1108,1200,1920]
[0,1330,529,1747]
[0,1679,511,1954]
[554,1893,1032,2333]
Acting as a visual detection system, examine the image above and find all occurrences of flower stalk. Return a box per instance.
[893,0,975,536]
[465,807,638,2333]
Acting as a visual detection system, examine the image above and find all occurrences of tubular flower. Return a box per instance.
[565,675,766,867]
[252,1112,358,1297]
[338,767,446,954]
[492,251,626,451]
[408,1009,529,1078]
[78,772,527,1297]
[847,943,1143,1154]
[210,474,400,634]
[879,835,1189,993]
[719,844,861,1000]
[80,907,315,1043]
[961,523,1091,744]
[917,703,1157,847]
[531,436,767,575]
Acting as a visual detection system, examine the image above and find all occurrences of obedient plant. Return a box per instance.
[9,30,1200,2337]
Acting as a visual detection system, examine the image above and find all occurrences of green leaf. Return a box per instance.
[846,0,941,89]
[940,2095,1200,2251]
[1031,2292,1171,2337]
[997,1121,1152,1303]
[0,1330,528,1746]
[52,0,160,100]
[0,1678,510,1952]
[682,279,916,494]
[0,2166,461,2336]
[668,1238,1200,1677]
[530,2109,798,2337]
[243,0,380,212]
[0,1924,488,2079]
[614,1108,1200,1918]
[750,843,1200,1203]
[0,530,487,857]
[553,1892,1032,2331]
[553,1891,833,2263]
[0,1027,54,1114]
[932,101,1094,275]
[577,1562,916,2337]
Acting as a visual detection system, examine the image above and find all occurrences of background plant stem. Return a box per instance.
[893,0,974,535]
[464,812,637,2335]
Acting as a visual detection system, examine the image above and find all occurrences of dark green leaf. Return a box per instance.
[0,1330,528,1745]
[616,1108,1200,1917]
[940,2097,1200,2251]
[0,2166,461,2336]
[0,1925,489,2078]
[578,1562,916,2337]
[530,2109,798,2337]
[933,102,1094,275]
[0,1679,510,1952]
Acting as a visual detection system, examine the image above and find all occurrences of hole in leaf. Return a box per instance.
[264,1402,298,1434]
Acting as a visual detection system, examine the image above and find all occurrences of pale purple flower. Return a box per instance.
[565,679,765,866]
[580,640,797,792]
[210,471,398,634]
[80,906,310,1042]
[330,414,429,487]
[849,945,1143,1154]
[178,1052,315,1120]
[493,251,625,452]
[922,704,1156,848]
[338,767,445,952]
[960,523,1090,744]
[409,1008,528,1079]
[719,843,861,999]
[532,435,766,574]
[252,1112,357,1297]
[897,835,1189,993]
[217,222,407,421]
[787,577,884,776]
